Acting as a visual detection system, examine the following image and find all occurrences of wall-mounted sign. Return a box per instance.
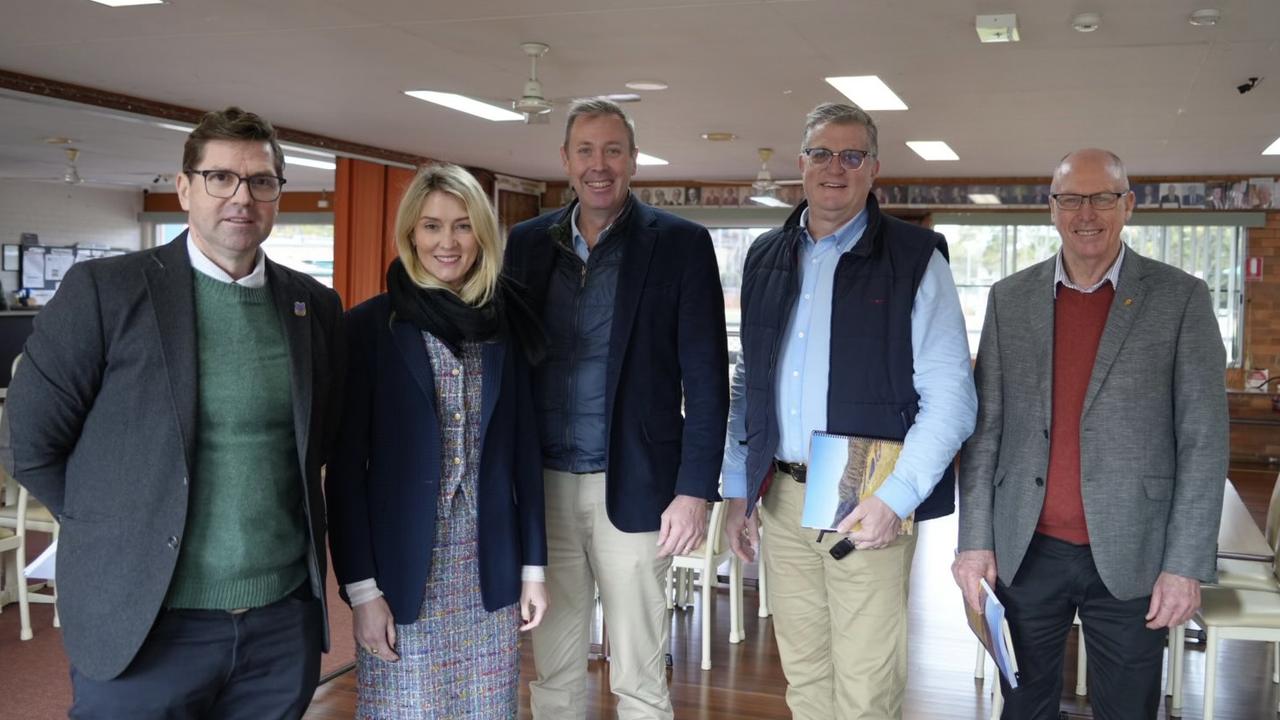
[1246,256,1264,282]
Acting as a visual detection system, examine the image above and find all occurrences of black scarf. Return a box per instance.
[386,258,546,365]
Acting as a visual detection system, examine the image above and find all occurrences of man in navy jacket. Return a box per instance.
[504,98,728,719]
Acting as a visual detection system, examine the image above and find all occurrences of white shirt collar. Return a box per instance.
[1054,244,1124,297]
[186,232,267,288]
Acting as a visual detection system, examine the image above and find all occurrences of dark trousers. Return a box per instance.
[70,585,323,720]
[995,534,1166,720]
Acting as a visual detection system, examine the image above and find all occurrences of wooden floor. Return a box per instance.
[305,464,1280,719]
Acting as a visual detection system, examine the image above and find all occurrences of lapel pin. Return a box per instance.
[293,301,307,317]
[1123,298,1133,306]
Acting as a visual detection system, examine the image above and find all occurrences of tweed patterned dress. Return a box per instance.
[355,335,521,720]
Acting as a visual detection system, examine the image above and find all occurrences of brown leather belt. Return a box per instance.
[774,460,807,483]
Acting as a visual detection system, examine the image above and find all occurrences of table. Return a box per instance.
[1217,477,1272,561]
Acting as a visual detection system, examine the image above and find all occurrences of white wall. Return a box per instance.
[0,179,145,298]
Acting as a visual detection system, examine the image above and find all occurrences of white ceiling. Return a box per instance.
[0,0,1278,188]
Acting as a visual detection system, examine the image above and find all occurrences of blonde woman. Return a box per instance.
[327,163,548,719]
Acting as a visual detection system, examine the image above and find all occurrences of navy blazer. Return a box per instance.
[505,200,730,532]
[326,293,546,622]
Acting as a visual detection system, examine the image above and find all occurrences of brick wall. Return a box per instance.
[1232,210,1280,463]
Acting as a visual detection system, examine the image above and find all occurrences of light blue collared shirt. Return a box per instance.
[570,196,631,261]
[722,209,978,519]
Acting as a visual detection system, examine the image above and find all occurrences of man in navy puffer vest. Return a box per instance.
[722,102,977,719]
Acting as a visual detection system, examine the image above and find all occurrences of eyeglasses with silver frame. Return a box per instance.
[801,147,873,171]
[186,169,287,202]
[1050,191,1128,211]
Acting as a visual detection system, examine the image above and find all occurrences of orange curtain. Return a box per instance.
[334,158,418,308]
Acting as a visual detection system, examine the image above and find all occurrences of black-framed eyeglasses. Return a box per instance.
[802,147,873,171]
[1050,191,1128,211]
[186,169,286,202]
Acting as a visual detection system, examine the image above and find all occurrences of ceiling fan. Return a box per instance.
[504,42,640,124]
[4,147,149,188]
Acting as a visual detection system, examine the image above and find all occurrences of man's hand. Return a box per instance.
[951,550,999,613]
[723,497,759,563]
[352,596,399,662]
[656,494,708,558]
[837,496,902,549]
[519,580,549,631]
[1146,572,1201,629]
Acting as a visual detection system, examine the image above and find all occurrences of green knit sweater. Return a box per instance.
[166,271,307,609]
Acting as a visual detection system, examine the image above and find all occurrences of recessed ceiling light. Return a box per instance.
[968,194,1002,205]
[625,80,669,91]
[403,91,523,122]
[281,144,335,159]
[88,0,164,6]
[157,121,194,133]
[603,93,641,103]
[1262,136,1280,155]
[906,141,959,161]
[1072,12,1101,32]
[636,152,668,166]
[701,132,738,142]
[824,76,908,111]
[749,196,790,208]
[285,156,337,170]
[1188,9,1221,26]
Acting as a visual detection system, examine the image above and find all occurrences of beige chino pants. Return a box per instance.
[530,470,674,720]
[759,471,917,720]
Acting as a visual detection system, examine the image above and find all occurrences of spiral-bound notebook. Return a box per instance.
[800,430,914,534]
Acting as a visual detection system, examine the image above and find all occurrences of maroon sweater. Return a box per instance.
[1037,283,1115,545]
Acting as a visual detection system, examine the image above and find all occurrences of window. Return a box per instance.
[935,223,1245,364]
[153,222,334,288]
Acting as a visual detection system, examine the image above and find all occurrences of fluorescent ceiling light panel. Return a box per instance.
[824,76,908,111]
[750,196,791,207]
[1263,136,1280,155]
[157,122,194,133]
[285,155,337,170]
[281,144,335,159]
[89,0,164,6]
[636,152,669,166]
[906,141,959,161]
[403,91,523,122]
[968,194,1002,205]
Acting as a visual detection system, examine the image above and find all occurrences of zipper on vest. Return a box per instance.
[564,256,588,457]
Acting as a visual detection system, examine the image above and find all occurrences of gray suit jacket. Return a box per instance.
[0,234,344,680]
[958,247,1227,600]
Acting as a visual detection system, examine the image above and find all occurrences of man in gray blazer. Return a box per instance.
[2,107,343,718]
[952,148,1227,719]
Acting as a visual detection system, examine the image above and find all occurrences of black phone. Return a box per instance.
[828,537,856,560]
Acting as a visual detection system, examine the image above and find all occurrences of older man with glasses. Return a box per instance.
[2,107,343,719]
[721,102,976,719]
[952,148,1227,719]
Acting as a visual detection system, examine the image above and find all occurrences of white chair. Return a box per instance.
[1168,471,1280,714]
[666,500,745,670]
[0,482,58,640]
[0,526,31,636]
[756,525,770,618]
[1195,567,1280,718]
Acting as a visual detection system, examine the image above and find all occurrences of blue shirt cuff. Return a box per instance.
[874,474,921,519]
[721,467,748,498]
